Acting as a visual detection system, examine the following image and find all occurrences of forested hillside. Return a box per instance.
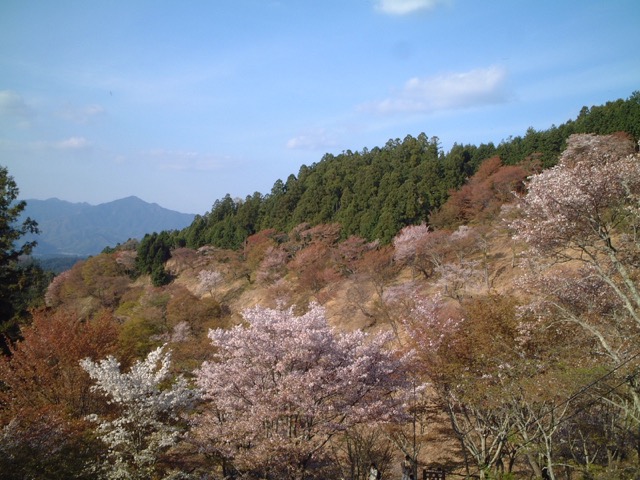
[174,92,640,250]
[1,93,640,480]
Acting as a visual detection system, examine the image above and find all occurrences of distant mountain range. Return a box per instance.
[20,196,196,257]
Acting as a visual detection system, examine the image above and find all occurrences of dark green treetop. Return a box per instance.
[0,166,43,353]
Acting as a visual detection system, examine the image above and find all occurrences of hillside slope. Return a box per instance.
[10,133,640,479]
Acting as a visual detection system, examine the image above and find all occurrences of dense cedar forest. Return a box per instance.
[1,92,640,480]
[164,92,640,252]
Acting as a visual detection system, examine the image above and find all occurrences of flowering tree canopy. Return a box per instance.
[510,133,640,443]
[80,345,199,480]
[510,133,640,325]
[197,269,223,298]
[511,133,639,252]
[195,303,410,479]
[393,224,455,279]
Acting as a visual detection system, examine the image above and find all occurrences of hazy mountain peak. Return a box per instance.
[21,197,195,256]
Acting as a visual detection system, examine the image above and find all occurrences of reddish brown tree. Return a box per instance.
[430,156,528,228]
[243,228,279,275]
[0,308,119,419]
[0,309,120,477]
[334,235,378,276]
[291,242,341,294]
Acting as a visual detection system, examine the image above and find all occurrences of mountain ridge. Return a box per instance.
[21,196,196,256]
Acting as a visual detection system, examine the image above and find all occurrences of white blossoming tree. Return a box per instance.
[197,269,223,299]
[80,345,199,480]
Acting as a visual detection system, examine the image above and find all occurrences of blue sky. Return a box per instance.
[1,0,639,215]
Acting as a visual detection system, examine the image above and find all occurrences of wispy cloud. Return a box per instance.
[286,128,338,151]
[56,136,91,150]
[58,103,106,124]
[361,65,509,115]
[0,90,35,127]
[375,0,450,15]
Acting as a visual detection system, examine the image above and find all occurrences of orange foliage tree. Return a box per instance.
[430,156,528,229]
[0,308,120,477]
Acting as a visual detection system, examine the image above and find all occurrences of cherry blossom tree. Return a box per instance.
[44,269,72,307]
[510,133,640,422]
[402,294,464,355]
[435,259,483,301]
[194,303,411,480]
[392,224,446,279]
[510,133,640,324]
[197,268,223,298]
[401,294,569,479]
[256,245,289,284]
[80,345,199,480]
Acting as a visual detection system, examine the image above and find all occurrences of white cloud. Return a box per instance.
[286,128,338,151]
[56,136,91,150]
[362,65,509,115]
[375,0,449,15]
